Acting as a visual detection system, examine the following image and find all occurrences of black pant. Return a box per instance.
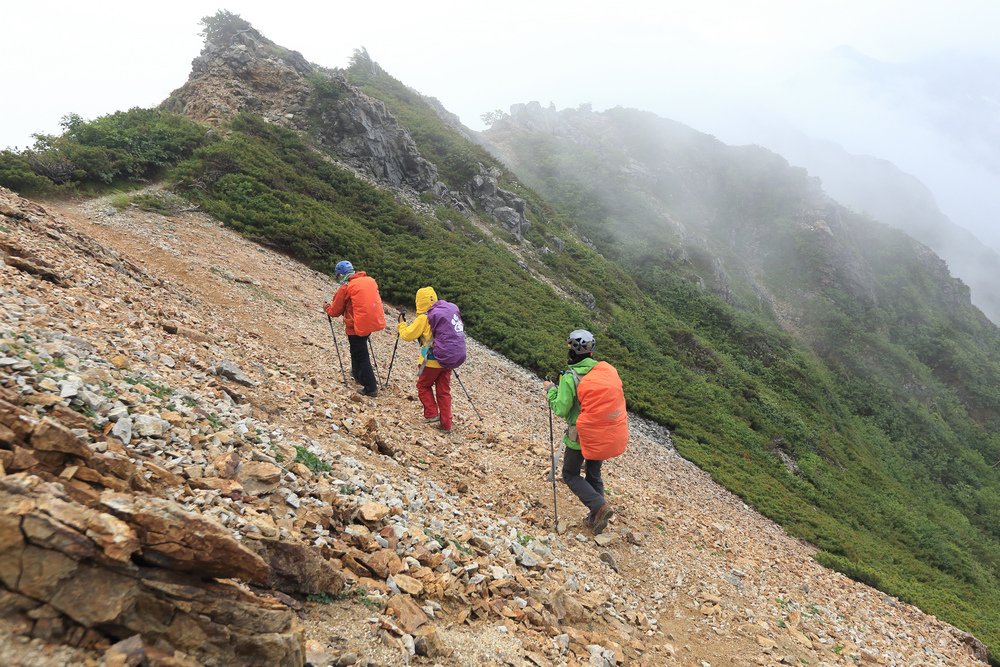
[348,334,377,393]
[562,446,605,514]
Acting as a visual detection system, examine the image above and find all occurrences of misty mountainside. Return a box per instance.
[481,102,1000,651]
[732,124,1000,323]
[2,12,999,660]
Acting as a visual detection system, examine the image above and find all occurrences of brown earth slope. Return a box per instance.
[0,186,986,666]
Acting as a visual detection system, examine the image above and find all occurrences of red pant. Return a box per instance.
[417,366,452,429]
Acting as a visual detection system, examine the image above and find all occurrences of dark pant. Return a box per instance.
[561,446,605,514]
[347,334,377,393]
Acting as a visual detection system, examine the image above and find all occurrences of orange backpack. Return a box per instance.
[571,361,629,461]
[348,274,387,336]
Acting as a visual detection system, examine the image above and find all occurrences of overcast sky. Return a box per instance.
[3,0,998,242]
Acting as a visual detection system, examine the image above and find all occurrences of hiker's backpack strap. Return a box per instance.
[563,370,583,443]
[567,369,582,396]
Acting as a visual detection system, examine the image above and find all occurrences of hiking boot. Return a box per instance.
[436,424,452,433]
[422,415,440,423]
[358,387,378,397]
[591,503,615,535]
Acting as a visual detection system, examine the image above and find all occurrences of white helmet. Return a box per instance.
[567,329,595,354]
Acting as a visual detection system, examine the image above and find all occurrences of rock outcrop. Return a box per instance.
[307,71,443,192]
[468,163,531,240]
[0,393,302,666]
[161,22,313,128]
[163,17,554,243]
[162,22,442,194]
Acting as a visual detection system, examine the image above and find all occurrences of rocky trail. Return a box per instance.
[0,185,987,666]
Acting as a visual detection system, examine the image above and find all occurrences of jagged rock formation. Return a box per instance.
[162,18,554,245]
[306,70,443,192]
[161,21,313,128]
[468,163,531,240]
[162,23,442,193]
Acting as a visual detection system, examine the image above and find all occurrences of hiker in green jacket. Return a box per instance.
[543,329,615,534]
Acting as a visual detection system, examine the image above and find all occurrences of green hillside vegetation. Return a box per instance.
[2,74,998,660]
[484,106,1000,658]
[0,109,208,195]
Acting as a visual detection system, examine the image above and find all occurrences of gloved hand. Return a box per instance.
[398,312,406,323]
[543,380,555,392]
[324,303,336,317]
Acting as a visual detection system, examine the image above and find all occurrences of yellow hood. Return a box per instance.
[415,287,438,314]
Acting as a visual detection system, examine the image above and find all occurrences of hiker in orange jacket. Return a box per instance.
[396,287,452,432]
[325,260,386,396]
[544,329,616,534]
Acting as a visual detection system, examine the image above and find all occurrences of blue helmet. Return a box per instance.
[335,260,354,277]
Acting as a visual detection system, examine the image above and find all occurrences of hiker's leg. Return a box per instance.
[351,334,377,393]
[348,335,362,382]
[584,459,605,499]
[436,369,453,430]
[561,446,604,513]
[416,367,440,418]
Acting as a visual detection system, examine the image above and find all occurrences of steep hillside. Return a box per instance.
[732,126,1000,322]
[0,182,989,665]
[482,103,1000,656]
[1,11,998,662]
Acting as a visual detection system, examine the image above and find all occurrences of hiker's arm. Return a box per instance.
[329,284,348,317]
[397,314,426,342]
[546,373,576,418]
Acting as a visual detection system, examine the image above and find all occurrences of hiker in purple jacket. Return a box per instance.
[396,287,467,432]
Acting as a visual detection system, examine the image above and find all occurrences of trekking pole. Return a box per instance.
[453,370,483,421]
[383,316,402,389]
[326,315,348,385]
[368,337,381,384]
[548,401,559,528]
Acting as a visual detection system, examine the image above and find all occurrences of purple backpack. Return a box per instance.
[426,300,467,369]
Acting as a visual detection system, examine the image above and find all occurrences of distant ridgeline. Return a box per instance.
[740,127,1000,324]
[1,11,997,661]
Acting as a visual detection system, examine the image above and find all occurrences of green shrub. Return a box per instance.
[815,551,883,588]
[0,150,56,194]
[293,445,331,473]
[110,190,191,214]
[109,193,130,210]
[0,109,209,194]
[198,10,252,42]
